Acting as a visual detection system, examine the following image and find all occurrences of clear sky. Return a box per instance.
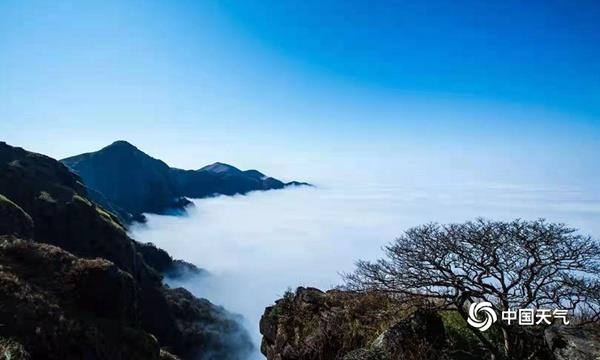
[1,0,599,190]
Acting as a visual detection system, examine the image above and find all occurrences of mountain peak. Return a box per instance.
[105,140,139,151]
[199,162,242,174]
[60,143,310,220]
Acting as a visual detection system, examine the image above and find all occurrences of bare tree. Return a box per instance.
[344,219,600,359]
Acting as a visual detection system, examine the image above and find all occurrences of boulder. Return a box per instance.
[546,325,600,360]
[260,287,435,360]
[370,309,448,360]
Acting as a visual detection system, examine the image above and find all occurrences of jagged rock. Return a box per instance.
[369,309,448,360]
[159,349,181,360]
[342,348,385,360]
[325,309,449,360]
[262,286,600,360]
[546,325,600,360]
[260,287,408,360]
[0,337,30,359]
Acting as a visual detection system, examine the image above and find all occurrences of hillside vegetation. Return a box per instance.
[0,141,253,360]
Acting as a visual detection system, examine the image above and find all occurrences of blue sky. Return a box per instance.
[1,0,599,189]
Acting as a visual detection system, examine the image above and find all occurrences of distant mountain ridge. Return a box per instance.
[61,140,310,222]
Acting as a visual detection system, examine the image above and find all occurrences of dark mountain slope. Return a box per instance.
[62,141,310,222]
[0,141,253,359]
[0,142,154,279]
[0,235,162,360]
[61,141,185,221]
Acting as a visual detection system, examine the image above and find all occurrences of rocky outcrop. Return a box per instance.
[259,287,428,360]
[546,325,600,360]
[61,140,310,223]
[261,287,600,360]
[0,142,253,360]
[364,309,448,360]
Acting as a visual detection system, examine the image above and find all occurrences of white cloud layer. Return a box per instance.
[130,182,600,359]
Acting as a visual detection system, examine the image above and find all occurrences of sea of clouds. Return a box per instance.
[130,182,600,359]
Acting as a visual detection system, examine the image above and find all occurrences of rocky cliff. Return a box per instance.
[260,287,600,360]
[0,142,253,359]
[260,287,448,360]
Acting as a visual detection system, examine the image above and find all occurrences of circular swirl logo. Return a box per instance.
[467,302,498,332]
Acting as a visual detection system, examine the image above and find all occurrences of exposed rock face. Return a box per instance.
[61,140,310,223]
[365,309,448,360]
[546,325,600,360]
[0,142,253,360]
[261,287,600,360]
[259,287,418,360]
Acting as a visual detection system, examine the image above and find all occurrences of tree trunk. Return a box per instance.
[499,298,512,358]
[457,307,504,359]
[502,327,511,357]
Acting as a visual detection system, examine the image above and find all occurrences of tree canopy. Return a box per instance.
[345,219,600,358]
